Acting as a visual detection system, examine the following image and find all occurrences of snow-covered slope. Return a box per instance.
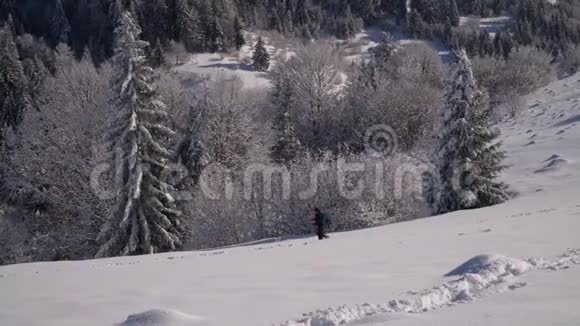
[1,75,579,326]
[174,32,293,90]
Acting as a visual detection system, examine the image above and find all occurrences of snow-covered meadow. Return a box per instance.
[1,69,580,325]
[172,28,449,91]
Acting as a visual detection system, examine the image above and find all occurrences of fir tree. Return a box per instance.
[213,16,227,52]
[339,5,358,39]
[0,0,15,25]
[95,12,183,258]
[353,0,378,23]
[472,0,484,16]
[54,42,75,71]
[408,10,426,38]
[283,9,294,34]
[429,50,509,215]
[50,0,71,47]
[394,0,408,25]
[178,102,208,184]
[175,0,201,52]
[271,74,301,164]
[149,38,165,67]
[252,36,270,72]
[233,16,245,50]
[109,0,124,27]
[449,0,460,27]
[270,9,283,33]
[0,21,31,144]
[140,0,169,46]
[371,32,398,68]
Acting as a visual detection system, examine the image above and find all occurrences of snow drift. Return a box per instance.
[118,309,207,326]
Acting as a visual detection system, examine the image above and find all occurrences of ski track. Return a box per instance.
[275,249,580,326]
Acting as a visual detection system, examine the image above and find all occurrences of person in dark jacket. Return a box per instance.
[313,208,330,240]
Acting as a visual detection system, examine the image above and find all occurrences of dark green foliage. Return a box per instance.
[3,0,579,69]
[148,38,165,67]
[139,0,169,46]
[371,32,398,69]
[49,0,70,47]
[270,74,301,164]
[174,0,201,52]
[252,36,270,72]
[0,22,31,143]
[407,10,427,38]
[429,50,508,214]
[449,0,460,27]
[233,16,245,50]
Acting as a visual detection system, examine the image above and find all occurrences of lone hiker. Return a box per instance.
[313,208,330,240]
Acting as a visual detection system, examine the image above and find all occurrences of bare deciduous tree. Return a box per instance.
[1,56,113,262]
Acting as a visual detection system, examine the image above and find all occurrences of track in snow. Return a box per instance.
[274,249,580,326]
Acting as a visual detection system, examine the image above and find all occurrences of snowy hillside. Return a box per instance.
[1,73,580,326]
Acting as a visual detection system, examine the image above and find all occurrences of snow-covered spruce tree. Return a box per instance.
[95,12,183,258]
[49,0,71,47]
[175,0,202,52]
[430,49,509,215]
[252,36,270,72]
[270,72,301,164]
[370,32,398,70]
[207,16,226,53]
[0,20,31,145]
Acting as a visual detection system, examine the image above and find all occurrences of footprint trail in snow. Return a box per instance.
[275,249,580,326]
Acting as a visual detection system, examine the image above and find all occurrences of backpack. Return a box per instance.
[322,213,332,225]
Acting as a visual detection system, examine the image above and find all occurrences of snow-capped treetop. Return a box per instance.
[430,48,508,215]
[95,12,183,258]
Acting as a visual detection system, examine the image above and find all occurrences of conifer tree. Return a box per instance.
[252,36,270,72]
[270,9,283,33]
[54,43,75,71]
[429,50,508,215]
[140,0,169,46]
[340,5,358,39]
[178,102,208,184]
[0,21,31,144]
[271,74,301,164]
[109,0,124,26]
[175,0,201,52]
[283,9,294,35]
[95,12,183,258]
[472,0,484,16]
[371,32,398,69]
[408,10,426,38]
[210,16,226,52]
[233,16,245,50]
[394,0,408,25]
[149,38,165,67]
[449,0,460,27]
[0,0,15,25]
[50,0,71,47]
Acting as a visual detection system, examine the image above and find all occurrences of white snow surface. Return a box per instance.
[1,73,580,326]
[118,309,206,326]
